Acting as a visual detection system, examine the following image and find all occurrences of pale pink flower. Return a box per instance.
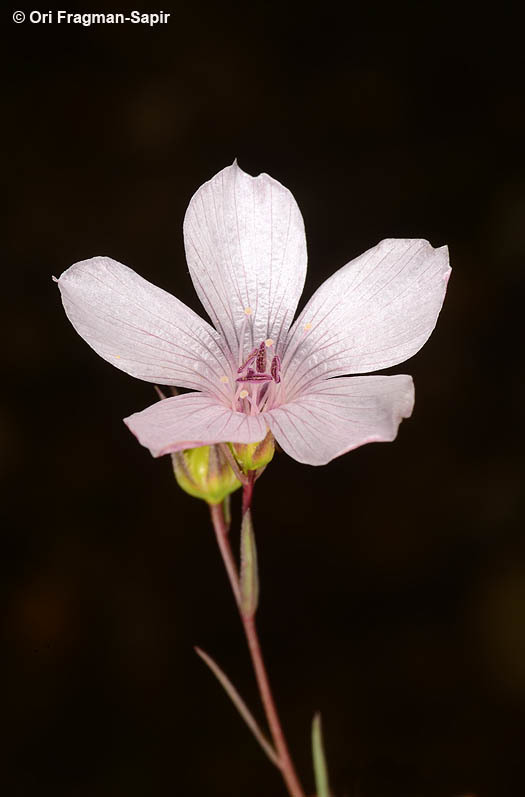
[56,163,450,466]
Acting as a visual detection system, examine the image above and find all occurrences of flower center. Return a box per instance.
[232,338,282,415]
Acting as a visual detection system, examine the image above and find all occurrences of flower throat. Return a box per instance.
[233,325,282,416]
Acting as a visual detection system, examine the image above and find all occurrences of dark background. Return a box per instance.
[3,2,524,795]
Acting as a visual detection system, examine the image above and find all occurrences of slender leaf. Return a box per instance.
[195,646,279,768]
[154,385,167,401]
[312,712,331,797]
[240,509,259,617]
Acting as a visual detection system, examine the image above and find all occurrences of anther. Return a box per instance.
[236,370,272,383]
[256,341,267,373]
[237,347,258,373]
[244,307,253,316]
[265,338,274,347]
[239,389,249,399]
[270,355,281,383]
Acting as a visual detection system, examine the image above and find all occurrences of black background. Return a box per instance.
[4,2,525,795]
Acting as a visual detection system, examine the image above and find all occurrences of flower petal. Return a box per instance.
[57,256,231,400]
[282,239,450,398]
[124,392,268,458]
[183,162,307,355]
[264,375,414,466]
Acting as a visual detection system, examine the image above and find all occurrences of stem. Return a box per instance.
[209,492,305,797]
[243,615,305,797]
[242,470,255,515]
[210,502,241,607]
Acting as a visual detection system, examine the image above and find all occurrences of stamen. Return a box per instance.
[237,309,254,368]
[258,381,275,412]
[250,384,259,416]
[270,355,281,384]
[236,371,273,383]
[256,341,266,373]
[233,383,245,411]
[238,347,258,373]
[235,335,283,413]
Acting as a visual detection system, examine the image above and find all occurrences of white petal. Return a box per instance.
[57,256,231,399]
[265,375,414,465]
[125,392,268,457]
[183,162,307,356]
[282,239,450,397]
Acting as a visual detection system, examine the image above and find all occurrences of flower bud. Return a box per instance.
[171,444,241,504]
[230,429,275,472]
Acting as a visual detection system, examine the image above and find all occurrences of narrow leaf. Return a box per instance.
[312,712,331,797]
[195,646,279,768]
[154,385,167,401]
[240,509,259,617]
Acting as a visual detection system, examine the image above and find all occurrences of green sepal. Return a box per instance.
[230,429,275,472]
[222,494,232,530]
[171,445,241,505]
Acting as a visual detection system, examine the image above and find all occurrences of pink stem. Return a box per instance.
[209,498,305,797]
[242,471,255,515]
[210,502,241,607]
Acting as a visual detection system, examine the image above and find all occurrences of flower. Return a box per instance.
[56,162,450,466]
